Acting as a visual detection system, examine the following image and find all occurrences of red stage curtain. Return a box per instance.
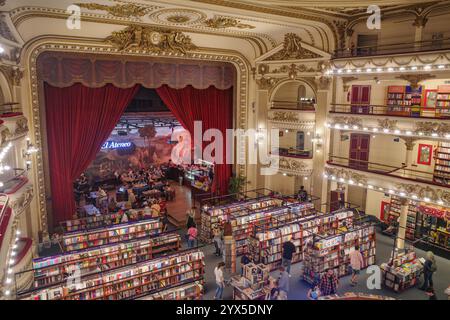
[44,83,139,224]
[156,85,233,195]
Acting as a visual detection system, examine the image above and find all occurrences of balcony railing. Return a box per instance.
[328,155,448,187]
[271,147,313,159]
[271,100,315,111]
[330,103,450,119]
[0,102,22,117]
[333,37,450,59]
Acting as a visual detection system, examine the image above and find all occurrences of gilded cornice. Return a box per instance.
[75,2,152,18]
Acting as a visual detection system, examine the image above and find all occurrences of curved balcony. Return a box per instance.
[271,147,312,159]
[333,37,450,59]
[330,103,450,120]
[11,238,33,293]
[268,106,315,131]
[269,154,313,177]
[327,155,445,188]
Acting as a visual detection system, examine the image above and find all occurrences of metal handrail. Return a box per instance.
[330,103,450,118]
[333,37,450,58]
[0,193,10,239]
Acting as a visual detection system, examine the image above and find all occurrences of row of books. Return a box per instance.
[303,224,376,284]
[21,250,205,300]
[30,232,181,289]
[139,281,203,300]
[62,219,162,251]
[381,251,423,292]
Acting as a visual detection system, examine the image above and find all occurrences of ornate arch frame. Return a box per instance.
[22,37,251,236]
[269,78,318,103]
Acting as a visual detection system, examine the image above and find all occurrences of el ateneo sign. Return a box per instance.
[101,141,134,150]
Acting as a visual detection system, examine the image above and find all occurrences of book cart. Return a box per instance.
[380,250,423,292]
[18,248,205,300]
[303,223,376,285]
[248,209,355,271]
[17,230,181,291]
[61,218,163,251]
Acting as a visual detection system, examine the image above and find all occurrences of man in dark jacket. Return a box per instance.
[282,236,296,276]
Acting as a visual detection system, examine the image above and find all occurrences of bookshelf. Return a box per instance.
[405,86,422,117]
[303,224,376,285]
[199,197,282,243]
[28,232,181,290]
[436,85,450,118]
[381,251,423,292]
[387,195,419,239]
[416,205,450,251]
[62,219,162,252]
[231,202,315,255]
[138,281,203,300]
[248,210,354,271]
[434,141,450,186]
[387,86,409,116]
[20,249,205,300]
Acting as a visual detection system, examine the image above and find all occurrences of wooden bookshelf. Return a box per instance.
[303,224,376,285]
[138,281,203,300]
[434,141,450,186]
[27,231,181,290]
[436,85,450,118]
[387,86,410,116]
[20,249,205,300]
[249,210,355,271]
[199,197,282,243]
[62,219,162,251]
[387,195,419,239]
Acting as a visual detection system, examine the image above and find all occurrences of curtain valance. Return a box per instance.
[37,52,235,90]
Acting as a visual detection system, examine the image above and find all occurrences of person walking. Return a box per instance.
[349,245,364,286]
[277,266,290,298]
[319,269,339,296]
[282,236,296,276]
[212,226,223,256]
[214,262,226,300]
[187,224,198,248]
[419,251,437,290]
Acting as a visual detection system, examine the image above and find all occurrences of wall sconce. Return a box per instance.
[23,137,38,170]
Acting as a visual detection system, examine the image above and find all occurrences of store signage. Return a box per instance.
[101,141,133,149]
[418,205,450,221]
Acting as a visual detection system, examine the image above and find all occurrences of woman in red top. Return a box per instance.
[187,224,198,248]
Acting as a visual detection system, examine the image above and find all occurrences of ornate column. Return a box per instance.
[396,198,409,250]
[403,137,417,177]
[312,76,332,211]
[412,12,428,49]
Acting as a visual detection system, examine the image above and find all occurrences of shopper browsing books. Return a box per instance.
[240,253,251,275]
[187,224,198,248]
[320,269,339,296]
[349,245,364,286]
[278,266,290,297]
[282,236,296,276]
[213,227,223,257]
[419,251,437,290]
[214,262,226,300]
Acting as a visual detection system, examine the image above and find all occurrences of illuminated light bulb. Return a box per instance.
[378,187,384,191]
[356,69,361,73]
[0,182,3,188]
[446,134,450,139]
[337,69,343,74]
[5,278,12,284]
[363,127,368,131]
[282,173,287,176]
[406,131,412,135]
[339,178,345,182]
[438,65,445,69]
[16,230,21,235]
[358,183,363,187]
[7,268,12,274]
[418,132,424,136]
[367,185,374,189]
[346,69,351,73]
[373,128,378,132]
[331,176,336,180]
[11,251,16,256]
[376,68,382,72]
[352,125,359,130]
[399,192,406,197]
[335,124,341,129]
[304,177,308,180]
[399,67,405,71]
[366,68,372,72]
[0,46,4,54]
[411,66,417,71]
[424,65,431,70]
[388,190,395,194]
[394,130,401,134]
[343,125,349,129]
[431,133,438,137]
[383,128,389,133]
[323,174,328,178]
[4,290,10,296]
[285,129,289,133]
[307,132,311,135]
[437,200,444,205]
[348,179,354,185]
[412,195,418,199]
[423,197,431,202]
[388,67,394,72]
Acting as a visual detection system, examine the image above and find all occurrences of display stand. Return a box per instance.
[230,263,273,300]
[381,250,423,292]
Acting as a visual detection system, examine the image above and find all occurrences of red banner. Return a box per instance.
[418,205,450,220]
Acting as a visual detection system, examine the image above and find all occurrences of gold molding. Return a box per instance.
[266,33,320,61]
[203,17,255,29]
[75,2,151,18]
[105,25,197,54]
[26,38,250,236]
